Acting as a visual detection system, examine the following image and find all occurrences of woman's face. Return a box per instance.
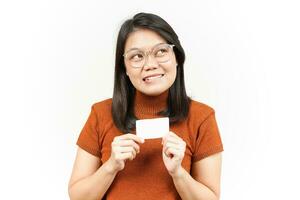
[123,29,177,96]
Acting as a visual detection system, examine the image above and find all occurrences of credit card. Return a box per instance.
[136,117,169,139]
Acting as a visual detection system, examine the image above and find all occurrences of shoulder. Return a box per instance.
[188,99,216,122]
[92,98,112,109]
[90,98,113,118]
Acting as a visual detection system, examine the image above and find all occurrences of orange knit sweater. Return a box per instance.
[76,90,224,200]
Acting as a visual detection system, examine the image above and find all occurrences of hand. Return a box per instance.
[162,131,186,177]
[107,133,144,173]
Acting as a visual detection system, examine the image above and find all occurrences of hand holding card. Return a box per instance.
[136,117,169,139]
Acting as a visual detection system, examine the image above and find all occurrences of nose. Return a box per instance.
[143,54,159,70]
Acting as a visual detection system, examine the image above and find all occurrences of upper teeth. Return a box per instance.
[146,74,163,80]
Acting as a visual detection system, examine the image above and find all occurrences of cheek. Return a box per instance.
[128,74,139,84]
[125,65,134,78]
[167,64,177,80]
[169,57,177,77]
[126,69,141,84]
[124,64,130,76]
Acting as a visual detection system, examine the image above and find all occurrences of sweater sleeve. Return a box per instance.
[76,104,101,158]
[192,110,224,162]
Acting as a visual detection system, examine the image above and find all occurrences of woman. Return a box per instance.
[68,12,224,200]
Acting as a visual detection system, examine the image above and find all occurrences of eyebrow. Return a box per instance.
[124,42,166,53]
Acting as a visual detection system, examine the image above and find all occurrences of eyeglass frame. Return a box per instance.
[123,43,176,68]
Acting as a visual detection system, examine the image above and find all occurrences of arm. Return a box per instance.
[68,147,118,200]
[162,132,222,200]
[68,134,144,200]
[171,153,222,200]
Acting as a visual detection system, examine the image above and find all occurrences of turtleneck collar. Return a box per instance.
[134,89,169,118]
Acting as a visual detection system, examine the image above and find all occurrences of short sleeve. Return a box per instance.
[76,105,101,157]
[192,110,224,162]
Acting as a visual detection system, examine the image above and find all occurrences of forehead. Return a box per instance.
[124,29,167,51]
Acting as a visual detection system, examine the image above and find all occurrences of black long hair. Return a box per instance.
[112,12,191,133]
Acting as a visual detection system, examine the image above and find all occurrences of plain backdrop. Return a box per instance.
[0,0,299,199]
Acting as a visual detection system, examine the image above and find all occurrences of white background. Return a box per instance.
[0,0,299,199]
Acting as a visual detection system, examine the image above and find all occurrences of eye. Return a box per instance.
[129,53,144,61]
[155,48,168,56]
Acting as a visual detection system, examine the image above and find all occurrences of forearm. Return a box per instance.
[68,161,118,200]
[172,167,219,200]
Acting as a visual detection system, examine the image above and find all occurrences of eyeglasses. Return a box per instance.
[123,43,175,68]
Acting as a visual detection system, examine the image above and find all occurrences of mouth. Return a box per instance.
[142,74,164,82]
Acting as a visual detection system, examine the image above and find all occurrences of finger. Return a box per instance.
[115,152,135,161]
[163,145,175,158]
[163,136,181,145]
[164,131,179,138]
[165,147,183,159]
[167,131,183,140]
[168,131,178,136]
[125,150,136,160]
[115,146,137,158]
[163,141,185,156]
[164,142,182,150]
[163,145,172,157]
[162,135,183,146]
[119,133,145,144]
[113,140,140,153]
[119,146,135,153]
[163,131,180,139]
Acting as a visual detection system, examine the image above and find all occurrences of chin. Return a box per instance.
[138,87,168,96]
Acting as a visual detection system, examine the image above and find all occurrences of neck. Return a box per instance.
[134,90,169,118]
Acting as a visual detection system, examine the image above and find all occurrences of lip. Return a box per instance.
[142,73,164,81]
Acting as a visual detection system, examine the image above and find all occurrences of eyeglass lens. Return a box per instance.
[125,44,174,68]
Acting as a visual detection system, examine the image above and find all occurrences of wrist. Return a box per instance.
[103,159,119,175]
[170,166,185,179]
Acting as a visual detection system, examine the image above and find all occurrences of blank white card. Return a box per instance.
[136,117,169,139]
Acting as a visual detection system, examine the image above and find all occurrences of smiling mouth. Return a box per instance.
[143,74,164,82]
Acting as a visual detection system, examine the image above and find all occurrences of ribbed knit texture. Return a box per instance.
[76,90,224,200]
[134,89,168,118]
